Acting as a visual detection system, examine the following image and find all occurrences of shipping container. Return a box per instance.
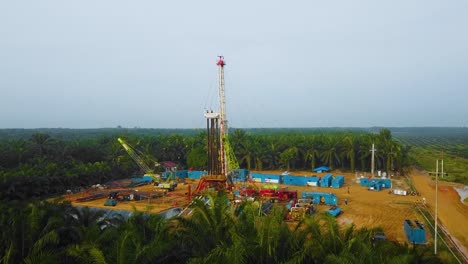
[331,175,345,188]
[251,173,282,183]
[232,169,249,182]
[327,206,342,217]
[188,170,206,179]
[306,176,320,186]
[404,219,426,244]
[283,175,307,186]
[320,174,333,187]
[301,192,338,206]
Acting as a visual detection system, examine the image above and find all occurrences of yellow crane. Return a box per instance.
[117,137,177,191]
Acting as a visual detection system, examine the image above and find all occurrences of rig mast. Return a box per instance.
[204,56,228,178]
[196,56,238,194]
[217,56,228,178]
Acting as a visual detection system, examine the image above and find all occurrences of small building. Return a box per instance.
[162,161,178,174]
[320,174,333,187]
[404,220,426,244]
[331,175,345,188]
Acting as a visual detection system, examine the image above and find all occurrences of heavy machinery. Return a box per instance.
[285,199,315,221]
[117,137,177,191]
[259,188,298,202]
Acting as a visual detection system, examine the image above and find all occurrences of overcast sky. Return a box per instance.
[1,1,467,129]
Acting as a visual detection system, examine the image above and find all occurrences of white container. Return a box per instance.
[393,189,407,196]
[265,178,279,183]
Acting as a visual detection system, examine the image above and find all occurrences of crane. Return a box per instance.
[117,138,177,191]
[117,138,158,175]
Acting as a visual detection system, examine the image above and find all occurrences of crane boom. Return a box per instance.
[117,137,155,174]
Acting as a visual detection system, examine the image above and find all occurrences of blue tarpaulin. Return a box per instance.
[313,166,330,172]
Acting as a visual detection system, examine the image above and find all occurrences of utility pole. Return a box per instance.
[388,146,395,179]
[370,143,377,177]
[433,159,444,255]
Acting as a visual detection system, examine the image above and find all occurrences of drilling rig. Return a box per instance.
[194,56,239,194]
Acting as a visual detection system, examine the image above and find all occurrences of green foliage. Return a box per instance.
[0,195,449,264]
[407,147,468,184]
[186,146,207,169]
[0,128,413,200]
[392,127,468,185]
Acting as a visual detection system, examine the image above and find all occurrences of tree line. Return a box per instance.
[0,129,410,200]
[0,192,445,264]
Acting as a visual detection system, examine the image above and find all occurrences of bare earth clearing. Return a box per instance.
[410,170,468,256]
[68,170,467,250]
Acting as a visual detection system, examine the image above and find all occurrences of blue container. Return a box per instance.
[404,219,426,244]
[283,175,307,186]
[306,177,320,186]
[361,178,391,190]
[251,173,282,183]
[313,166,330,173]
[360,178,369,186]
[188,171,205,179]
[327,206,342,217]
[331,176,345,188]
[301,192,338,206]
[320,174,333,187]
[175,170,188,179]
[232,169,249,182]
[379,179,391,188]
[132,176,153,183]
[163,170,189,179]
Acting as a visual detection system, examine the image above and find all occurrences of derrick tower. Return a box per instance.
[205,56,227,178]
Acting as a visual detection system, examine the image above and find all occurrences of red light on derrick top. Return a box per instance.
[217,56,225,67]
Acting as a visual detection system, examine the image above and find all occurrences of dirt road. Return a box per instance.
[410,170,468,256]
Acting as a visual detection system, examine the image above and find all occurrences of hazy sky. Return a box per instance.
[1,1,467,128]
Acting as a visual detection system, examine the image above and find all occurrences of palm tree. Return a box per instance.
[105,212,175,264]
[174,191,236,262]
[341,135,357,172]
[29,133,52,157]
[357,134,373,172]
[298,135,320,170]
[11,139,28,165]
[264,141,280,170]
[320,137,341,170]
[280,147,298,171]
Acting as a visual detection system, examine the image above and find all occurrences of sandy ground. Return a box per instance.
[253,170,422,243]
[67,183,194,213]
[410,170,468,254]
[68,172,428,244]
[69,170,468,256]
